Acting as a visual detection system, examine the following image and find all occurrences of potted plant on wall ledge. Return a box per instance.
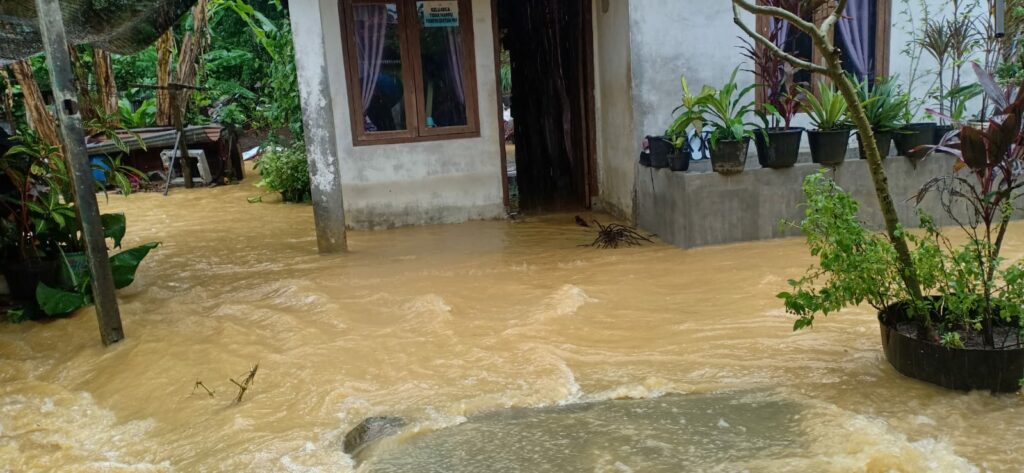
[852,76,906,161]
[701,67,758,175]
[799,81,850,166]
[742,31,805,169]
[665,75,711,172]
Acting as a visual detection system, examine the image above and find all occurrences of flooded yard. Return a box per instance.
[1,174,1022,472]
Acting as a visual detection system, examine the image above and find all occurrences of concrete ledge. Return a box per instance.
[636,153,986,249]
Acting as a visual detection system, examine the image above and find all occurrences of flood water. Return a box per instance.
[1,171,1022,472]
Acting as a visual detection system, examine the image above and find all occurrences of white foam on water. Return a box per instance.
[401,294,453,318]
[547,284,597,317]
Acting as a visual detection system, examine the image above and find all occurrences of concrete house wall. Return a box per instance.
[299,0,505,230]
[293,0,969,231]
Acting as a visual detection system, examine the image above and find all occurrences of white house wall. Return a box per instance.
[318,0,504,230]
[593,0,637,219]
[623,0,972,161]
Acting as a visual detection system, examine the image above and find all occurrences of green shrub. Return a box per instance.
[255,143,310,203]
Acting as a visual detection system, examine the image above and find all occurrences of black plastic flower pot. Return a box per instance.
[1,259,59,302]
[638,151,651,167]
[893,122,936,159]
[879,301,1024,393]
[667,149,691,172]
[754,127,803,169]
[806,129,850,166]
[709,138,750,175]
[933,124,955,144]
[857,130,893,160]
[647,136,673,169]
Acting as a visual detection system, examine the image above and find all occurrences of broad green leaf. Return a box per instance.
[36,282,92,316]
[110,242,161,289]
[101,213,127,249]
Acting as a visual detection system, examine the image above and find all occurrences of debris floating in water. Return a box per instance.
[584,220,653,249]
[231,362,259,404]
[192,380,216,398]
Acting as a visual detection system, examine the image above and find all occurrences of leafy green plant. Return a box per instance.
[798,81,849,131]
[118,98,157,128]
[666,75,713,149]
[36,242,161,317]
[779,172,934,330]
[853,75,908,133]
[254,142,310,203]
[699,67,758,148]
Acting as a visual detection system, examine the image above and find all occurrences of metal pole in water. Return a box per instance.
[34,0,124,345]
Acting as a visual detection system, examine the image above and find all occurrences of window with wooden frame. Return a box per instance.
[753,0,891,102]
[832,0,891,84]
[339,0,479,146]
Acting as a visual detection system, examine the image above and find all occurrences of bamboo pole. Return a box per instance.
[33,0,124,346]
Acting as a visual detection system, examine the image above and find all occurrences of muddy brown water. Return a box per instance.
[1,173,1023,472]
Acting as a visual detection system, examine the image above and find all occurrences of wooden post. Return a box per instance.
[34,0,124,345]
[290,0,348,253]
[169,88,194,188]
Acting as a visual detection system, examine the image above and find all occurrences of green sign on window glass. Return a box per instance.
[418,1,459,28]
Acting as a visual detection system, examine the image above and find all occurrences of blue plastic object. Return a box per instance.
[89,156,110,184]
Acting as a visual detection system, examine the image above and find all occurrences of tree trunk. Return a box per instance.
[11,60,60,147]
[93,48,119,122]
[172,0,210,189]
[68,47,99,124]
[0,67,15,130]
[156,30,175,127]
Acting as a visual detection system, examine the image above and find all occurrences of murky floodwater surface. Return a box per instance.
[1,172,1022,472]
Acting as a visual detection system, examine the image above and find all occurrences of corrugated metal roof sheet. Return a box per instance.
[0,0,195,63]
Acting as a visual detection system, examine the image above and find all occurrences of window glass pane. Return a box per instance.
[417,1,468,128]
[354,3,406,132]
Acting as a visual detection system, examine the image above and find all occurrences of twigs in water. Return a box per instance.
[584,219,654,249]
[192,380,216,398]
[230,362,259,404]
[189,361,259,405]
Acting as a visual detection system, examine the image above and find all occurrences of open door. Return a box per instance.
[497,0,597,212]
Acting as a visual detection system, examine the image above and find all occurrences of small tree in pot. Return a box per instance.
[780,67,1024,392]
[701,67,758,175]
[799,81,850,166]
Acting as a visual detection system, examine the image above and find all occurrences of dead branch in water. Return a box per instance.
[230,362,259,404]
[585,220,653,249]
[192,380,215,398]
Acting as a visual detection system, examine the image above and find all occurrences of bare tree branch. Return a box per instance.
[821,0,849,34]
[732,0,819,36]
[731,4,829,74]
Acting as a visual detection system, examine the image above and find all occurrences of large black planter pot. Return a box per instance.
[1,259,59,302]
[806,129,850,165]
[647,136,673,169]
[667,149,691,172]
[754,127,803,169]
[879,302,1024,393]
[857,130,893,160]
[933,124,955,144]
[893,123,936,158]
[709,138,749,175]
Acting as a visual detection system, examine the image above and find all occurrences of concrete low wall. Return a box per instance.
[636,153,985,249]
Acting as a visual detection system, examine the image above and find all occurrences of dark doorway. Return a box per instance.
[496,0,597,212]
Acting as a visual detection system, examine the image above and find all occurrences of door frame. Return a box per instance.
[490,0,599,211]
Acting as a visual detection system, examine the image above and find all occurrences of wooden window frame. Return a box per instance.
[753,0,891,104]
[339,0,480,146]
